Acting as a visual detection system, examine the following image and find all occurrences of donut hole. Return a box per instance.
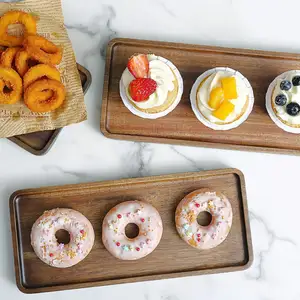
[55,229,70,245]
[125,223,139,239]
[197,211,212,227]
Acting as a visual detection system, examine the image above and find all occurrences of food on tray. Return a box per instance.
[266,70,300,133]
[23,35,63,65]
[24,79,66,113]
[0,67,22,104]
[31,208,95,268]
[23,64,60,90]
[175,188,233,250]
[0,10,37,47]
[0,10,66,113]
[120,53,183,118]
[0,46,21,68]
[15,50,34,76]
[102,200,163,260]
[190,67,254,130]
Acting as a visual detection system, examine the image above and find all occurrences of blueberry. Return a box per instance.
[286,102,300,116]
[292,76,300,86]
[275,94,287,106]
[280,80,292,91]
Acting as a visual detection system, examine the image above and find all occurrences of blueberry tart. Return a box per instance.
[266,70,300,133]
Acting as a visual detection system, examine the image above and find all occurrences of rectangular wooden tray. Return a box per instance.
[7,63,92,156]
[10,168,252,294]
[101,38,300,155]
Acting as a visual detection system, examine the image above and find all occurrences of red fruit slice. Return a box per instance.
[129,78,157,102]
[127,54,149,78]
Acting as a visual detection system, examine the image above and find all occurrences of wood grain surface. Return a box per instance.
[101,38,300,155]
[8,64,92,156]
[10,168,252,294]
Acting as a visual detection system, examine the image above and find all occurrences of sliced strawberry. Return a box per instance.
[127,54,149,78]
[129,78,157,102]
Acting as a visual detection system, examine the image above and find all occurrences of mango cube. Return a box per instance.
[221,77,238,100]
[212,100,235,121]
[208,87,224,109]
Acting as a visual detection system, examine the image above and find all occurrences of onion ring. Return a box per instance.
[0,67,22,104]
[23,35,63,65]
[15,50,32,77]
[0,47,21,68]
[0,11,37,47]
[24,79,66,112]
[23,64,60,90]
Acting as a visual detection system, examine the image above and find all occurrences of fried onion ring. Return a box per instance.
[0,11,37,47]
[23,35,63,65]
[23,64,60,90]
[15,50,32,76]
[24,79,66,112]
[0,67,22,104]
[0,47,21,68]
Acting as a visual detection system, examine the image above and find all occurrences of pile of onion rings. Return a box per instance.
[0,10,65,113]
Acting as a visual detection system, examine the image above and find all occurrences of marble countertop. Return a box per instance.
[1,0,300,299]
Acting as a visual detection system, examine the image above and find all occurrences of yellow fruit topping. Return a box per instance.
[212,100,235,120]
[221,77,238,100]
[208,87,224,109]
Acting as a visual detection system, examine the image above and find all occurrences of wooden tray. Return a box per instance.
[7,64,92,156]
[10,168,253,294]
[101,38,300,155]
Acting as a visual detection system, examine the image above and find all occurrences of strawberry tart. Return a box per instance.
[120,54,183,119]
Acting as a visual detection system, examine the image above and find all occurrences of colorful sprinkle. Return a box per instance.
[136,209,141,215]
[183,224,189,230]
[108,223,113,229]
[80,230,84,234]
[126,212,131,217]
[136,247,140,251]
[195,203,200,208]
[140,242,145,248]
[197,238,201,242]
[197,233,201,237]
[141,218,145,222]
[116,242,120,247]
[49,253,54,257]
[146,239,151,244]
[117,214,122,219]
[129,245,134,251]
[122,245,129,251]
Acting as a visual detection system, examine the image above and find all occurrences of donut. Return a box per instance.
[31,208,95,268]
[175,189,233,250]
[102,200,163,260]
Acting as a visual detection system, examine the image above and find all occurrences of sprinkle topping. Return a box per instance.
[117,214,122,219]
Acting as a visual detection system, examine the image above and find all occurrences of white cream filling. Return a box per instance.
[122,55,175,109]
[197,70,249,123]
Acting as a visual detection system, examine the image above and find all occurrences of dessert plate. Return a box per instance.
[101,38,300,155]
[10,168,252,293]
[8,64,92,156]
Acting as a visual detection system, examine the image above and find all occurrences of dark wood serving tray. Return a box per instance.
[10,168,252,294]
[101,38,300,155]
[8,63,92,156]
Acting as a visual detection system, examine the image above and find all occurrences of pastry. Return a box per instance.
[190,67,254,130]
[102,200,163,260]
[266,70,300,133]
[175,188,233,250]
[120,54,183,119]
[31,208,95,268]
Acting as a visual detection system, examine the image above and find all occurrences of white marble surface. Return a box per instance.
[1,0,300,299]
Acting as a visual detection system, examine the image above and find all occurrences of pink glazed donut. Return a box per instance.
[175,189,233,250]
[31,208,95,268]
[102,200,163,260]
